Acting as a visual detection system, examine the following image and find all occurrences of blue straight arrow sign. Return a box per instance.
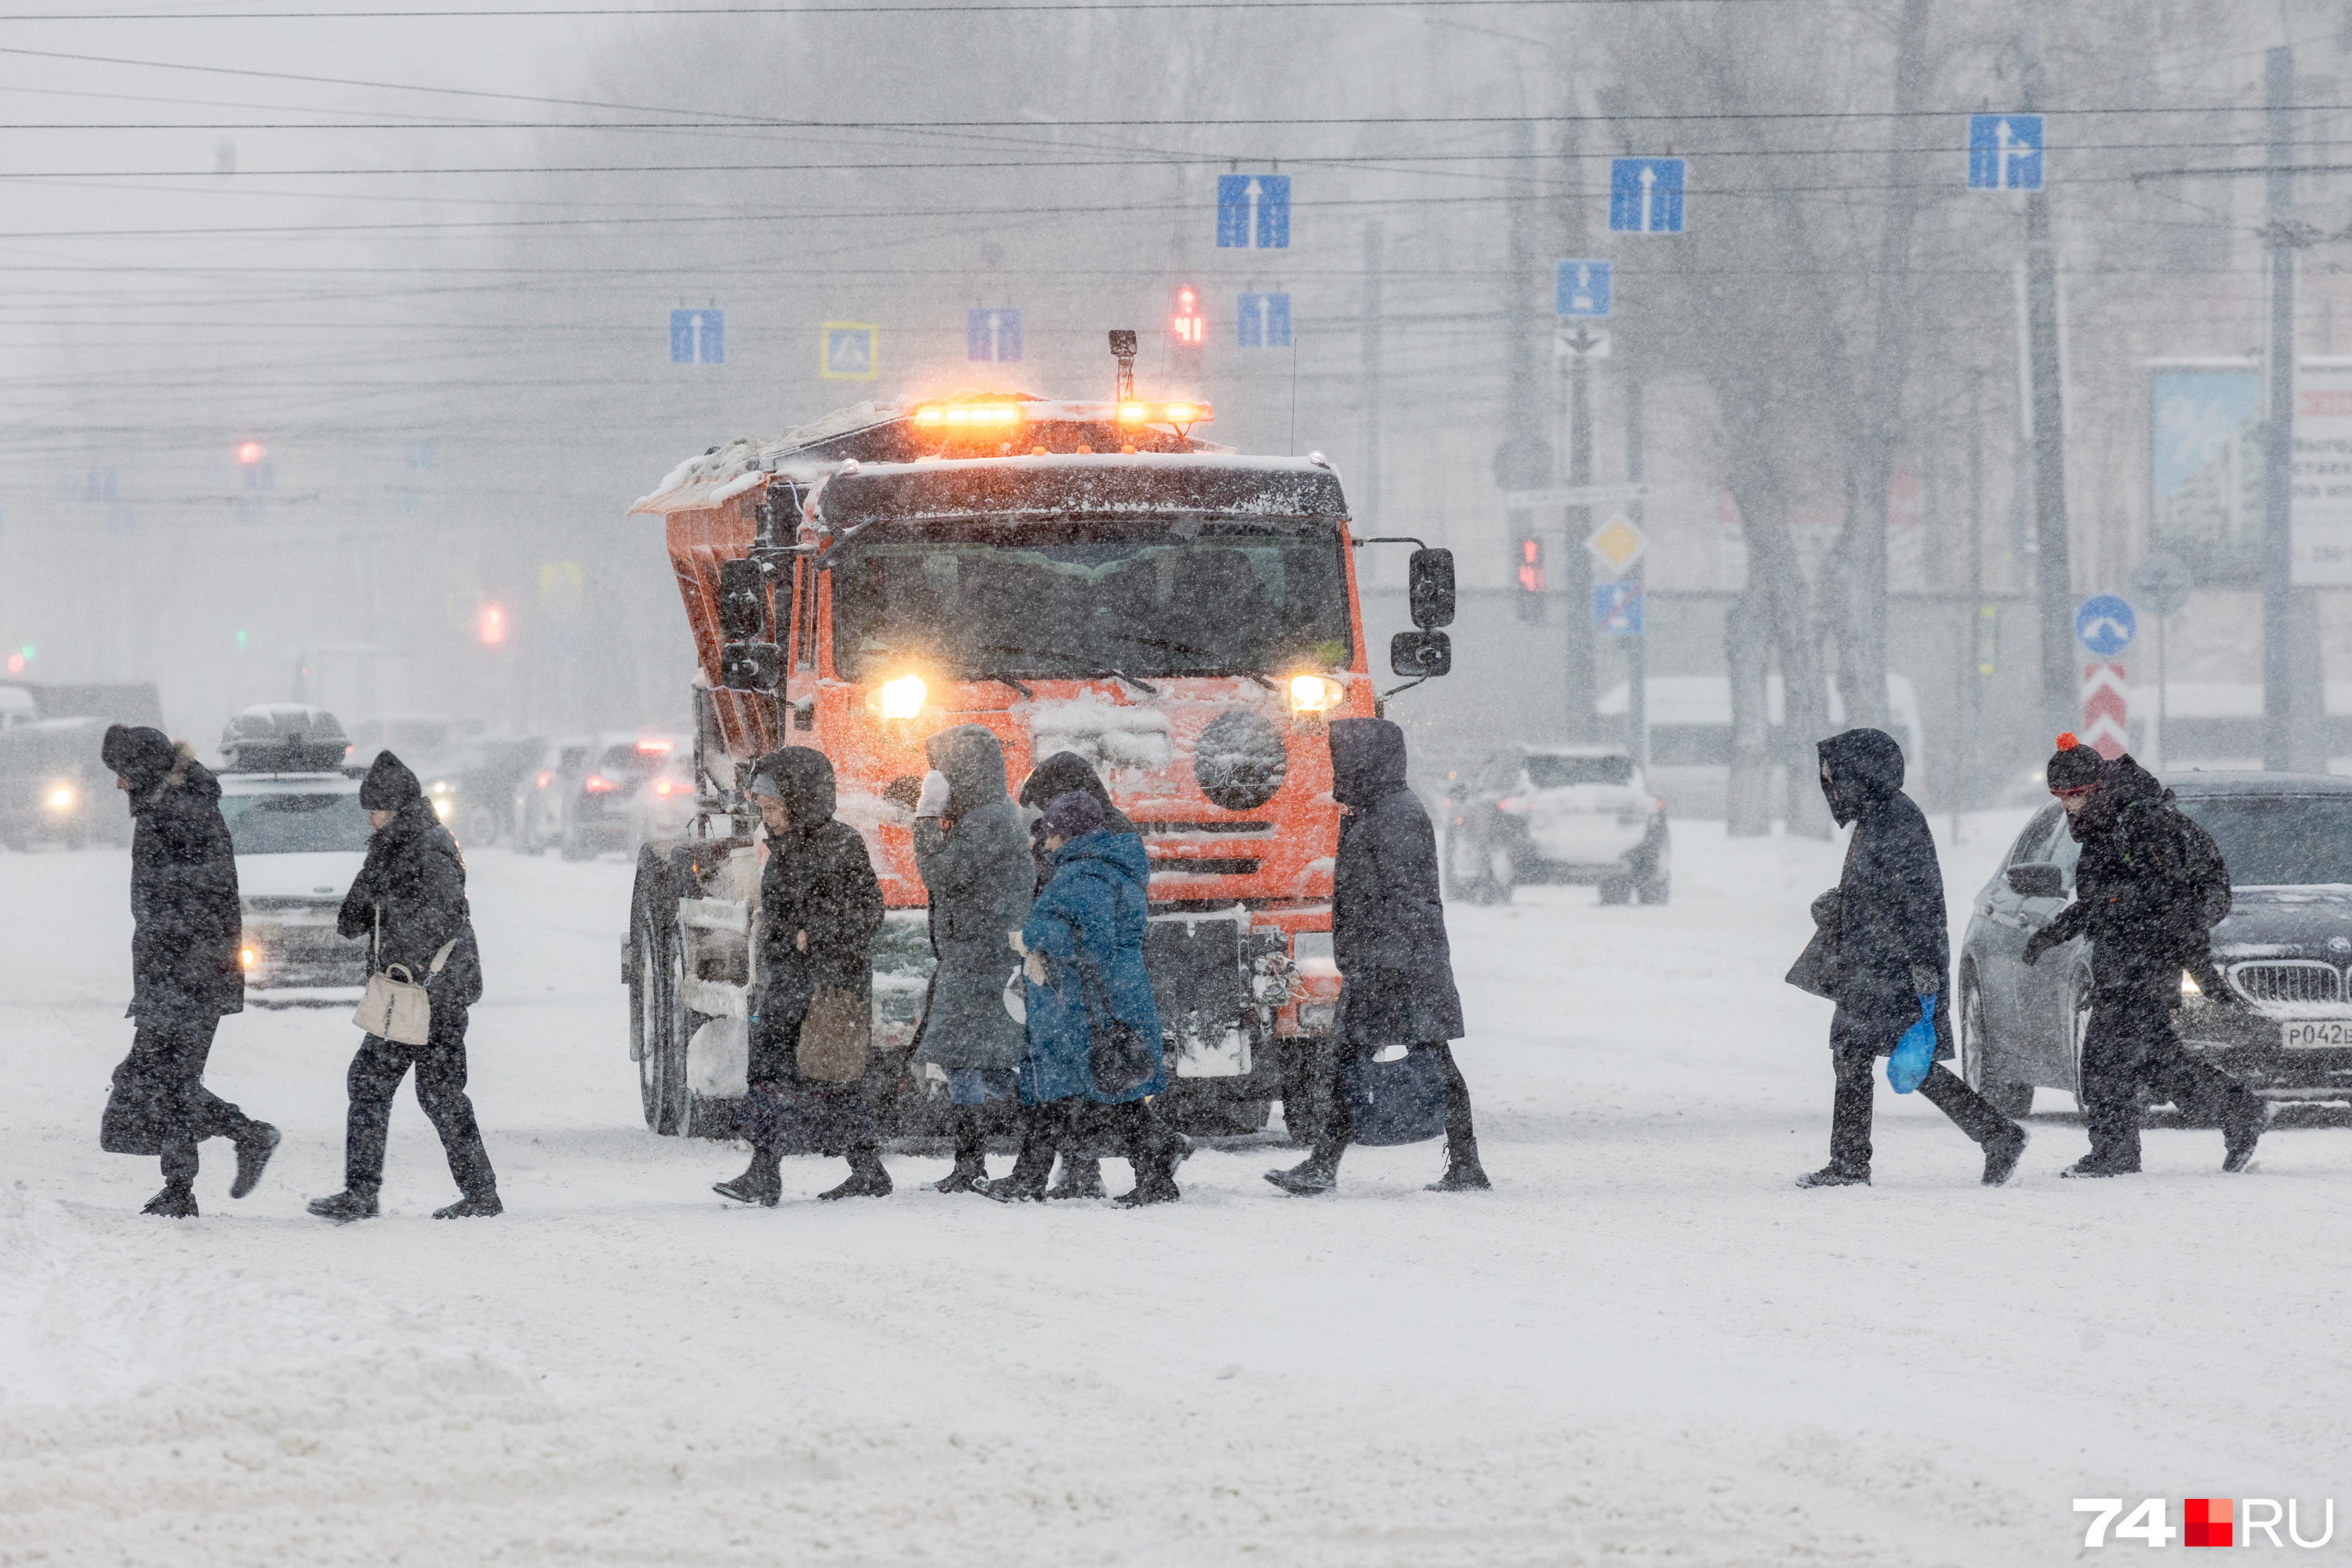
[1609,159,1684,234]
[966,307,1022,361]
[670,308,724,364]
[1217,174,1290,249]
[1236,292,1291,347]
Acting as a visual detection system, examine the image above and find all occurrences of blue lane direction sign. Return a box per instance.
[966,308,1021,362]
[2074,594,2136,657]
[1593,582,1644,637]
[1217,174,1290,249]
[1609,159,1684,234]
[1555,260,1612,318]
[670,308,724,364]
[1237,292,1292,347]
[1968,114,2042,191]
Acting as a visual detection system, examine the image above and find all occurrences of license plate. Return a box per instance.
[2281,1020,2352,1050]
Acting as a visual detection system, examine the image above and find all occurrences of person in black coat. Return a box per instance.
[308,752,499,1221]
[715,746,889,1206]
[98,725,278,1218]
[1267,718,1488,1196]
[1017,750,1143,1200]
[1798,728,2026,1188]
[2023,735,2263,1176]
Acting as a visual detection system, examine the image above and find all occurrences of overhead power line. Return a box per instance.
[0,0,1795,17]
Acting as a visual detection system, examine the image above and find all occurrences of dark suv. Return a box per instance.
[1958,772,2352,1118]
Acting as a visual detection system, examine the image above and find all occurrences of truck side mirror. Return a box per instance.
[1390,630,1451,678]
[2006,862,2064,899]
[719,641,782,693]
[717,557,766,641]
[1408,548,1456,629]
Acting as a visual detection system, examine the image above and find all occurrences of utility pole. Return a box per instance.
[2262,44,2296,771]
[2021,53,2075,746]
[1361,221,1384,529]
[1624,364,1647,769]
[1555,114,1595,739]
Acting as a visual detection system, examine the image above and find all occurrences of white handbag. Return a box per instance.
[352,909,457,1046]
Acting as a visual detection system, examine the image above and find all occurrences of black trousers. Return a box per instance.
[2080,990,2249,1168]
[105,1015,260,1185]
[1318,1040,1477,1157]
[1011,1098,1173,1181]
[1829,1050,2013,1173]
[344,1004,495,1197]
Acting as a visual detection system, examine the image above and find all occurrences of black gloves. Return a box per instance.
[2021,925,2059,967]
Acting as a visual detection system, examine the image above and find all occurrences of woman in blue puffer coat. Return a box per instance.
[978,790,1186,1206]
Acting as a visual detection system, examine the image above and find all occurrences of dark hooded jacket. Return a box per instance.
[2037,752,2210,1001]
[113,731,245,1022]
[1019,750,1139,891]
[910,724,1033,1076]
[1328,717,1464,1047]
[753,746,884,1027]
[337,750,483,1006]
[1816,728,1951,1058]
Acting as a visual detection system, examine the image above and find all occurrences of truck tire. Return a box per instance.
[629,850,695,1136]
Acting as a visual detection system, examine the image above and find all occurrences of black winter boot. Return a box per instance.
[933,1149,988,1194]
[1265,1140,1345,1196]
[230,1123,280,1200]
[143,1183,198,1218]
[977,1138,1054,1204]
[1794,1164,1871,1189]
[1427,1133,1491,1192]
[2060,1153,2140,1178]
[2223,1092,2268,1173]
[307,1188,379,1222]
[714,1145,783,1207]
[818,1145,892,1201]
[1981,1123,2027,1187]
[434,1191,503,1218]
[1047,1156,1105,1200]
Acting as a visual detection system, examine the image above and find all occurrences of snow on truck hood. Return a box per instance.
[236,850,363,902]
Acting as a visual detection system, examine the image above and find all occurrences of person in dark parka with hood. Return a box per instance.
[99,724,279,1218]
[909,724,1033,1193]
[1267,717,1489,1196]
[1017,750,1142,1200]
[714,746,889,1206]
[1798,728,2026,1188]
[307,750,499,1221]
[980,789,1187,1205]
[2022,735,2263,1176]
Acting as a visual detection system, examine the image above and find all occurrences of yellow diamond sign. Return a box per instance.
[1584,514,1648,575]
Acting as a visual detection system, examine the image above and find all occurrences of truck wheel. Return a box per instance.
[1636,862,1670,905]
[464,805,502,848]
[1599,877,1633,906]
[630,851,693,1135]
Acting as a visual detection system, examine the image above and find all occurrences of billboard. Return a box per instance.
[2149,361,2261,586]
[2292,361,2352,586]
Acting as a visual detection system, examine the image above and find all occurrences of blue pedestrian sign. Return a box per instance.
[1217,174,1290,249]
[1968,114,2042,191]
[966,308,1021,362]
[1555,260,1611,318]
[1610,159,1684,234]
[1592,582,1644,637]
[1237,292,1291,347]
[820,322,878,380]
[670,308,724,364]
[2074,594,2136,656]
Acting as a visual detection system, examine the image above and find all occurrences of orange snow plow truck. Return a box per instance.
[622,368,1455,1141]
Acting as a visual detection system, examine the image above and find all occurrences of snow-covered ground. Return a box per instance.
[4,816,2349,1565]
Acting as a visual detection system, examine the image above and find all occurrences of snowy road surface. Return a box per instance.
[4,818,2349,1565]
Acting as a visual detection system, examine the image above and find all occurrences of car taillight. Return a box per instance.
[1496,797,1521,813]
[585,775,615,793]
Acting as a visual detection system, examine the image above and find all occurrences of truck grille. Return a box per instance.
[245,895,339,914]
[2228,962,2345,1005]
[1137,821,1273,835]
[1149,858,1261,877]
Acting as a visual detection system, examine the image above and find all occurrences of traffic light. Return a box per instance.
[1171,285,1205,347]
[477,601,507,646]
[1513,536,1545,623]
[236,439,265,466]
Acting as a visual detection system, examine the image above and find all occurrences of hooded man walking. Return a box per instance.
[308,752,498,1221]
[1798,728,2027,1189]
[909,724,1033,1193]
[1267,718,1488,1196]
[714,746,889,1205]
[2023,735,2263,1177]
[98,724,278,1217]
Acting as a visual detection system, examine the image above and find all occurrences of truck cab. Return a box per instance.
[622,388,1454,1140]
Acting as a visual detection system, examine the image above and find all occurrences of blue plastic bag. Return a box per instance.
[1886,995,1936,1094]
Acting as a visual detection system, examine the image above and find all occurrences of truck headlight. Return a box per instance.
[2181,971,2200,996]
[1287,673,1345,713]
[239,946,257,968]
[45,786,72,811]
[878,673,927,719]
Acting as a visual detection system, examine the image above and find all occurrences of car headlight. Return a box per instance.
[430,797,454,821]
[45,786,72,811]
[1287,673,1345,713]
[2181,970,2200,996]
[877,673,927,720]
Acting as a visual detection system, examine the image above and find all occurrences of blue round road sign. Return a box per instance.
[2075,595,2137,657]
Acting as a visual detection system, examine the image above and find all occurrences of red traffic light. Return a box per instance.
[1515,537,1545,593]
[1171,285,1205,346]
[477,601,507,645]
[236,440,266,465]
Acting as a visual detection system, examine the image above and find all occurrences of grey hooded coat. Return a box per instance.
[910,724,1034,1076]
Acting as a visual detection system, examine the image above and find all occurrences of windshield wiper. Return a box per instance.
[972,671,1036,700]
[971,643,1156,696]
[1102,630,1272,688]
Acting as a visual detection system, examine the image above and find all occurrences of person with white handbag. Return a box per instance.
[307,752,499,1221]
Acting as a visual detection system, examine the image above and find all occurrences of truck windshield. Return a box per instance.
[220,791,374,855]
[829,519,1352,682]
